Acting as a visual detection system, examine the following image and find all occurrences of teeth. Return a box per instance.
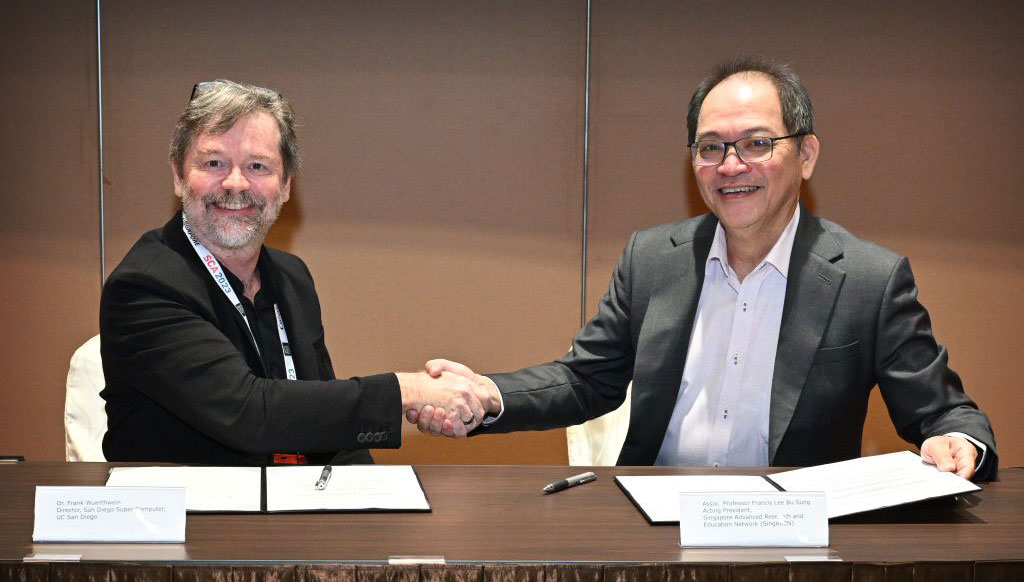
[217,199,250,210]
[721,186,757,194]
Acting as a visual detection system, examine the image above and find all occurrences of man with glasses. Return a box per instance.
[419,57,997,480]
[100,79,492,465]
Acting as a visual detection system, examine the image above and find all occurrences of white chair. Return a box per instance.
[64,335,107,461]
[566,382,631,466]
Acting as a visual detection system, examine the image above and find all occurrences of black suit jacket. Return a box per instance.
[487,210,998,479]
[100,213,401,465]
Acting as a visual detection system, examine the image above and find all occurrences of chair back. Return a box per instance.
[566,383,631,466]
[65,335,107,461]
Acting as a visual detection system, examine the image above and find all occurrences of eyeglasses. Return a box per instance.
[189,81,282,103]
[688,132,808,166]
[190,81,226,102]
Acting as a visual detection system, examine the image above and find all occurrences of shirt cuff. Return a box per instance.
[480,375,505,426]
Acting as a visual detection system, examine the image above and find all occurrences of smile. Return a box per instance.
[203,192,265,213]
[719,186,760,195]
[213,199,253,210]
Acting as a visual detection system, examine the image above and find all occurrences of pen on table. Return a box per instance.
[314,465,332,490]
[543,471,597,494]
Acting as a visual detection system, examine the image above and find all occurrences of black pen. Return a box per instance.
[543,471,597,494]
[314,465,332,490]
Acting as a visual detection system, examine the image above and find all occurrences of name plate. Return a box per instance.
[33,487,186,543]
[678,491,828,547]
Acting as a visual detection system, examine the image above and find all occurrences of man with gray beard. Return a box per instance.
[100,80,491,465]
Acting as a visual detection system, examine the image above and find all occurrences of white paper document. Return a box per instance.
[107,466,262,512]
[615,475,778,524]
[106,465,431,514]
[767,450,981,518]
[265,465,430,512]
[617,451,981,523]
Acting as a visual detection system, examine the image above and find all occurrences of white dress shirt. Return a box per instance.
[655,208,800,467]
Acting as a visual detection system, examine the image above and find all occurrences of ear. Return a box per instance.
[799,133,820,180]
[171,162,185,200]
[280,175,292,204]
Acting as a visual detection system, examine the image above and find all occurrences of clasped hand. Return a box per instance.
[397,359,499,438]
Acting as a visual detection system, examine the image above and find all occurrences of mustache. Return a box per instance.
[202,190,267,210]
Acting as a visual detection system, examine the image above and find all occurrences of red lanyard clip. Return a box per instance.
[272,453,308,465]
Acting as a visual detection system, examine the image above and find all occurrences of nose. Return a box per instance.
[221,166,249,192]
[716,145,750,177]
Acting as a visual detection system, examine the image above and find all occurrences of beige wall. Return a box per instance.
[0,3,101,461]
[2,1,1020,468]
[584,0,1024,464]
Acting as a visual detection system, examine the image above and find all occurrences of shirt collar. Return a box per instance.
[220,246,281,307]
[707,205,801,279]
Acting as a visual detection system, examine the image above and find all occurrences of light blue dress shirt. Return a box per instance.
[655,208,800,467]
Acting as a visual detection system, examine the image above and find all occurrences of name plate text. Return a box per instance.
[33,486,185,543]
[678,491,827,547]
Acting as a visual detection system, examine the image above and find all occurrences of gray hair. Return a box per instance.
[169,79,301,179]
[686,56,814,144]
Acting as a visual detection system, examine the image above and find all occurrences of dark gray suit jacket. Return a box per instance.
[486,210,997,479]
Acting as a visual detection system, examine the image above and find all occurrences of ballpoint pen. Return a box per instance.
[543,471,597,494]
[314,465,332,490]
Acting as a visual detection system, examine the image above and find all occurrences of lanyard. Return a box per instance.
[181,215,297,380]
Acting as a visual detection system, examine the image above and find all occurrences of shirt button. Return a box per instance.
[742,301,750,312]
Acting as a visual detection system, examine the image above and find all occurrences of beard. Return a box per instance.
[180,185,285,251]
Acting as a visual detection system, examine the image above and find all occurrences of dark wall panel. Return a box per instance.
[0,3,100,460]
[586,0,1024,466]
[4,0,1021,468]
[101,0,586,464]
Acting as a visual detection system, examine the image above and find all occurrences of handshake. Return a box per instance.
[397,359,500,438]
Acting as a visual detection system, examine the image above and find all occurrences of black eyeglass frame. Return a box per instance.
[190,81,224,102]
[188,81,282,103]
[687,131,809,166]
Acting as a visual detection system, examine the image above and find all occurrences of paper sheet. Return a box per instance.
[615,475,777,523]
[767,450,981,518]
[106,466,261,512]
[265,465,430,512]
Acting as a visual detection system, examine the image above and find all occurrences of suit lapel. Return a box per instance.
[628,217,714,464]
[165,212,267,370]
[262,253,318,381]
[769,212,845,462]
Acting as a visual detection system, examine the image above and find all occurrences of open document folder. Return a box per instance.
[616,450,981,524]
[106,465,431,513]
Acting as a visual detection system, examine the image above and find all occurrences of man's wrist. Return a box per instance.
[395,371,425,409]
[480,374,505,425]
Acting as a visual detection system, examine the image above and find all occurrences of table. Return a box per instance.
[2,463,1022,581]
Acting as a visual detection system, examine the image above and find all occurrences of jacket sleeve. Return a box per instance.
[100,261,402,454]
[484,232,638,433]
[874,257,998,480]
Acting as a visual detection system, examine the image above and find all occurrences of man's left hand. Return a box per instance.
[921,435,978,479]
